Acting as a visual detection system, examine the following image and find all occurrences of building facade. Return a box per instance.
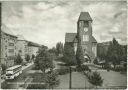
[97,42,110,59]
[1,26,41,68]
[28,41,40,59]
[65,12,97,62]
[16,35,29,62]
[17,35,40,62]
[1,25,17,67]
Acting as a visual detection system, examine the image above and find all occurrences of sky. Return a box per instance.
[2,1,127,48]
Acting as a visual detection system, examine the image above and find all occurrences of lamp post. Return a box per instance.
[69,66,76,89]
[69,66,72,89]
[85,75,86,89]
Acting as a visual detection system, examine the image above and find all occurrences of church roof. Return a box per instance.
[65,33,97,43]
[78,12,92,21]
[91,36,97,43]
[65,33,77,43]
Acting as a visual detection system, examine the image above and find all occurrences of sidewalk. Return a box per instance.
[1,62,34,84]
[22,62,34,70]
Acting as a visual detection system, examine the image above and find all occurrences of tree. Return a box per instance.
[32,54,35,60]
[106,38,121,69]
[76,34,84,66]
[88,71,103,88]
[48,47,57,60]
[25,54,30,62]
[48,47,57,54]
[45,71,60,89]
[34,45,48,70]
[56,42,63,56]
[119,45,127,62]
[35,45,53,73]
[1,64,7,74]
[76,31,84,66]
[15,54,23,65]
[76,44,84,66]
[93,58,98,65]
[62,42,77,66]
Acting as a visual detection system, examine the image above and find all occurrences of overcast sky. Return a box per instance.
[2,1,127,48]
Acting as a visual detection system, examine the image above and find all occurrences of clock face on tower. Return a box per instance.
[84,27,88,32]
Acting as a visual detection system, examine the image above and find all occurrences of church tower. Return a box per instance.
[77,12,97,62]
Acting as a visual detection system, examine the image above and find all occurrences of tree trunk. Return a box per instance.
[42,69,45,74]
[114,64,116,69]
[95,85,97,89]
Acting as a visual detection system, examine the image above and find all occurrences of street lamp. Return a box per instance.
[69,66,76,89]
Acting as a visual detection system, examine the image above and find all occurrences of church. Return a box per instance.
[65,12,97,63]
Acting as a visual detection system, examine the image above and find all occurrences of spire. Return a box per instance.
[78,12,92,21]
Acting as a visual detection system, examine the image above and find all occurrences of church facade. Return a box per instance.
[65,12,97,62]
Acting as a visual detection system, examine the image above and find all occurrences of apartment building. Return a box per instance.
[1,24,17,67]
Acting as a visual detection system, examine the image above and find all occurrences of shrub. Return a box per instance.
[93,58,98,65]
[45,71,60,89]
[56,68,70,75]
[21,62,27,66]
[76,65,90,72]
[1,64,7,74]
[88,71,103,88]
[1,81,8,89]
[114,66,123,72]
[15,54,23,64]
[27,84,47,89]
[27,73,47,89]
[25,54,30,62]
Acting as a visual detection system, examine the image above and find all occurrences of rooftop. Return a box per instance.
[65,33,97,43]
[28,41,41,47]
[78,12,92,21]
[65,33,77,43]
[1,24,17,37]
[17,35,26,41]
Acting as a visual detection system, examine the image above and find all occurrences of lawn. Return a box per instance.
[55,72,93,89]
[26,71,47,89]
[98,70,127,89]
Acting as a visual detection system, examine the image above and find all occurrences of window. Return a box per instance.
[83,35,89,41]
[79,21,83,27]
[9,43,14,46]
[84,21,89,27]
[92,46,97,57]
[8,49,14,53]
[5,46,7,49]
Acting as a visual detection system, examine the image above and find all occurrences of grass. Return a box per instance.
[27,73,47,89]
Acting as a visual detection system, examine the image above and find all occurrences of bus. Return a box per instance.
[6,65,22,79]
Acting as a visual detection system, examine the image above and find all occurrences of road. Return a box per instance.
[1,64,34,89]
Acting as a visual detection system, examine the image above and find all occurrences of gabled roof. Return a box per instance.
[28,41,41,47]
[91,36,97,43]
[65,33,97,43]
[65,33,77,43]
[78,12,92,21]
[1,24,17,37]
